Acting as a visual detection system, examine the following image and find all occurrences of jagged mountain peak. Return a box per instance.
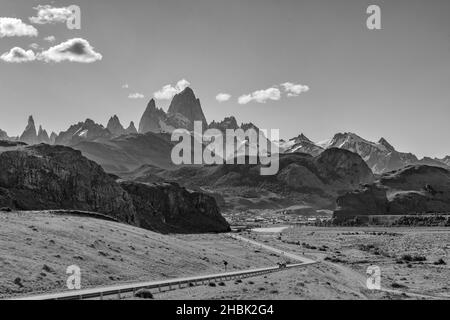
[168,87,207,126]
[54,118,111,146]
[37,125,50,144]
[107,115,126,136]
[0,128,7,138]
[27,115,35,125]
[291,133,313,143]
[146,98,157,109]
[209,116,239,131]
[49,132,57,144]
[177,86,196,99]
[20,115,38,145]
[139,99,167,134]
[378,137,396,152]
[125,121,138,134]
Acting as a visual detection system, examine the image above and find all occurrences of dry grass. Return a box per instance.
[0,211,279,298]
[159,226,449,300]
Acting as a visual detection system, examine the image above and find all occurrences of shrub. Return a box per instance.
[391,282,407,289]
[134,289,153,299]
[401,254,413,262]
[434,258,446,265]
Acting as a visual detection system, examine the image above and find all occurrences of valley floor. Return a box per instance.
[154,227,450,300]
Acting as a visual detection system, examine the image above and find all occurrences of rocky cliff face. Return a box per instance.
[49,132,57,144]
[168,87,207,127]
[125,121,138,134]
[107,115,126,136]
[19,116,38,145]
[0,144,229,233]
[0,144,136,223]
[37,125,50,144]
[208,116,240,132]
[334,165,450,220]
[138,99,167,134]
[138,88,208,134]
[120,181,230,234]
[0,129,9,140]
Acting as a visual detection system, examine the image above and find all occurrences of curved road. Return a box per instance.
[228,233,316,264]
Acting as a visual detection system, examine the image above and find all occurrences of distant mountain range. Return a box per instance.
[1,86,449,175]
[279,132,450,174]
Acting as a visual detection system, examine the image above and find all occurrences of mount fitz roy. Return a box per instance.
[0,86,449,175]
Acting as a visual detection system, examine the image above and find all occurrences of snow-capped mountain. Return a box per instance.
[279,133,324,156]
[54,119,112,146]
[281,132,448,174]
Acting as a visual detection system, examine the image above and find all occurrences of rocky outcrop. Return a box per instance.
[0,129,8,140]
[0,144,136,223]
[49,132,57,144]
[125,121,138,134]
[208,116,239,132]
[334,165,450,221]
[168,87,207,128]
[107,115,126,136]
[138,99,167,134]
[120,181,230,234]
[19,116,38,145]
[0,144,229,233]
[37,125,50,144]
[138,88,208,134]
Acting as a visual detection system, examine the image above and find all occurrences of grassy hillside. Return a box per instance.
[0,211,278,298]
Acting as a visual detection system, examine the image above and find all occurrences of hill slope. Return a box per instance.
[334,165,450,219]
[0,211,276,298]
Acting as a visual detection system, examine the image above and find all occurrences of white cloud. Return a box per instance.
[128,93,145,99]
[215,93,231,102]
[29,43,40,50]
[0,18,38,38]
[281,82,310,96]
[44,35,56,42]
[238,87,281,104]
[1,47,36,63]
[29,5,73,24]
[154,79,191,100]
[38,38,102,63]
[122,84,129,89]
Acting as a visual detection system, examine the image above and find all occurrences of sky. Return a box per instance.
[0,0,449,158]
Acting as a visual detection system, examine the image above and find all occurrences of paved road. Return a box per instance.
[12,263,314,300]
[11,235,317,300]
[228,234,317,264]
